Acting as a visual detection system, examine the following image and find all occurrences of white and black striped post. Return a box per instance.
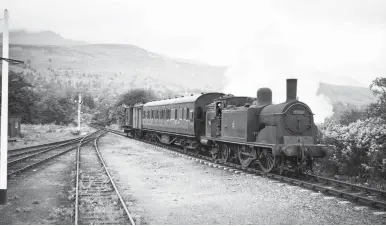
[0,9,9,205]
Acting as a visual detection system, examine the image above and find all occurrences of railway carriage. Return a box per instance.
[128,93,224,150]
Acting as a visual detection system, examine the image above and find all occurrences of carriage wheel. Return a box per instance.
[258,148,276,173]
[237,146,256,168]
[220,144,230,163]
[182,141,188,152]
[193,144,203,155]
[208,145,219,159]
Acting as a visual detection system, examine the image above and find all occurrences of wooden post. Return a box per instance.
[78,93,82,132]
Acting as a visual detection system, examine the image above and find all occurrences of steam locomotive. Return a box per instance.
[121,79,335,173]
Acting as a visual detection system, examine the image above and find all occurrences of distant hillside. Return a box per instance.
[0,30,88,46]
[0,30,226,97]
[6,44,226,94]
[317,82,375,107]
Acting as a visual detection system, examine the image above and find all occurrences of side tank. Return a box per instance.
[221,106,258,142]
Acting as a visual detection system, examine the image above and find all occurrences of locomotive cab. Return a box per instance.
[205,95,255,138]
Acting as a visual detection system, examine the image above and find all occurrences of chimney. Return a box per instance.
[286,79,297,102]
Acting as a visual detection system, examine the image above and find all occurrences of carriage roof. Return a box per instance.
[143,94,203,107]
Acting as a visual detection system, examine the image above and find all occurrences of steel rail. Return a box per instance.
[7,133,98,177]
[94,132,136,225]
[8,138,83,160]
[8,137,81,153]
[74,131,98,225]
[108,129,386,211]
[303,173,386,197]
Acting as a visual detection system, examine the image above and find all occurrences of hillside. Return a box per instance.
[317,82,375,106]
[3,46,226,98]
[0,30,87,46]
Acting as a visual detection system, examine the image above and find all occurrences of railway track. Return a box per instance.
[8,137,81,153]
[8,137,83,160]
[7,131,99,178]
[108,129,386,212]
[74,130,135,225]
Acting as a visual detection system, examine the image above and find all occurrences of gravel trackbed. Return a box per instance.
[97,133,386,225]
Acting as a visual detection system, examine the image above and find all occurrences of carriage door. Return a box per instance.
[138,108,143,129]
[127,107,133,127]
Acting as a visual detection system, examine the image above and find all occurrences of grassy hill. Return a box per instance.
[317,82,376,120]
[1,30,87,46]
[317,82,375,106]
[1,31,226,98]
[6,43,226,95]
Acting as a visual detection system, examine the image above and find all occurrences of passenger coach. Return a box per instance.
[126,93,224,150]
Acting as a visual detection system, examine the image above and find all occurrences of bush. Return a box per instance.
[318,117,386,180]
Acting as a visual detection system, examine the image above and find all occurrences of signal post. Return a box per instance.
[0,9,9,205]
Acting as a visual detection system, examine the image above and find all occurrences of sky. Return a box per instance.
[1,0,386,122]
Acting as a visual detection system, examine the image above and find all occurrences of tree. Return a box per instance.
[112,88,158,127]
[37,92,76,125]
[339,108,365,126]
[115,88,157,107]
[0,71,39,123]
[367,77,386,121]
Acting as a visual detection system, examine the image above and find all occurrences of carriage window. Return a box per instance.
[186,108,189,120]
[166,109,170,119]
[190,110,194,121]
[175,109,178,119]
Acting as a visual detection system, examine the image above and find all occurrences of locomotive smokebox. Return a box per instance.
[286,78,297,102]
[257,88,272,106]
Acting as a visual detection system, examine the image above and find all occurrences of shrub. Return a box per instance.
[318,117,386,180]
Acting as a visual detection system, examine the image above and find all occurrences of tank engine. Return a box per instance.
[201,79,334,173]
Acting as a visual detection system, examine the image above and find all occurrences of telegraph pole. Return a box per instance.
[0,9,9,205]
[78,93,82,132]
